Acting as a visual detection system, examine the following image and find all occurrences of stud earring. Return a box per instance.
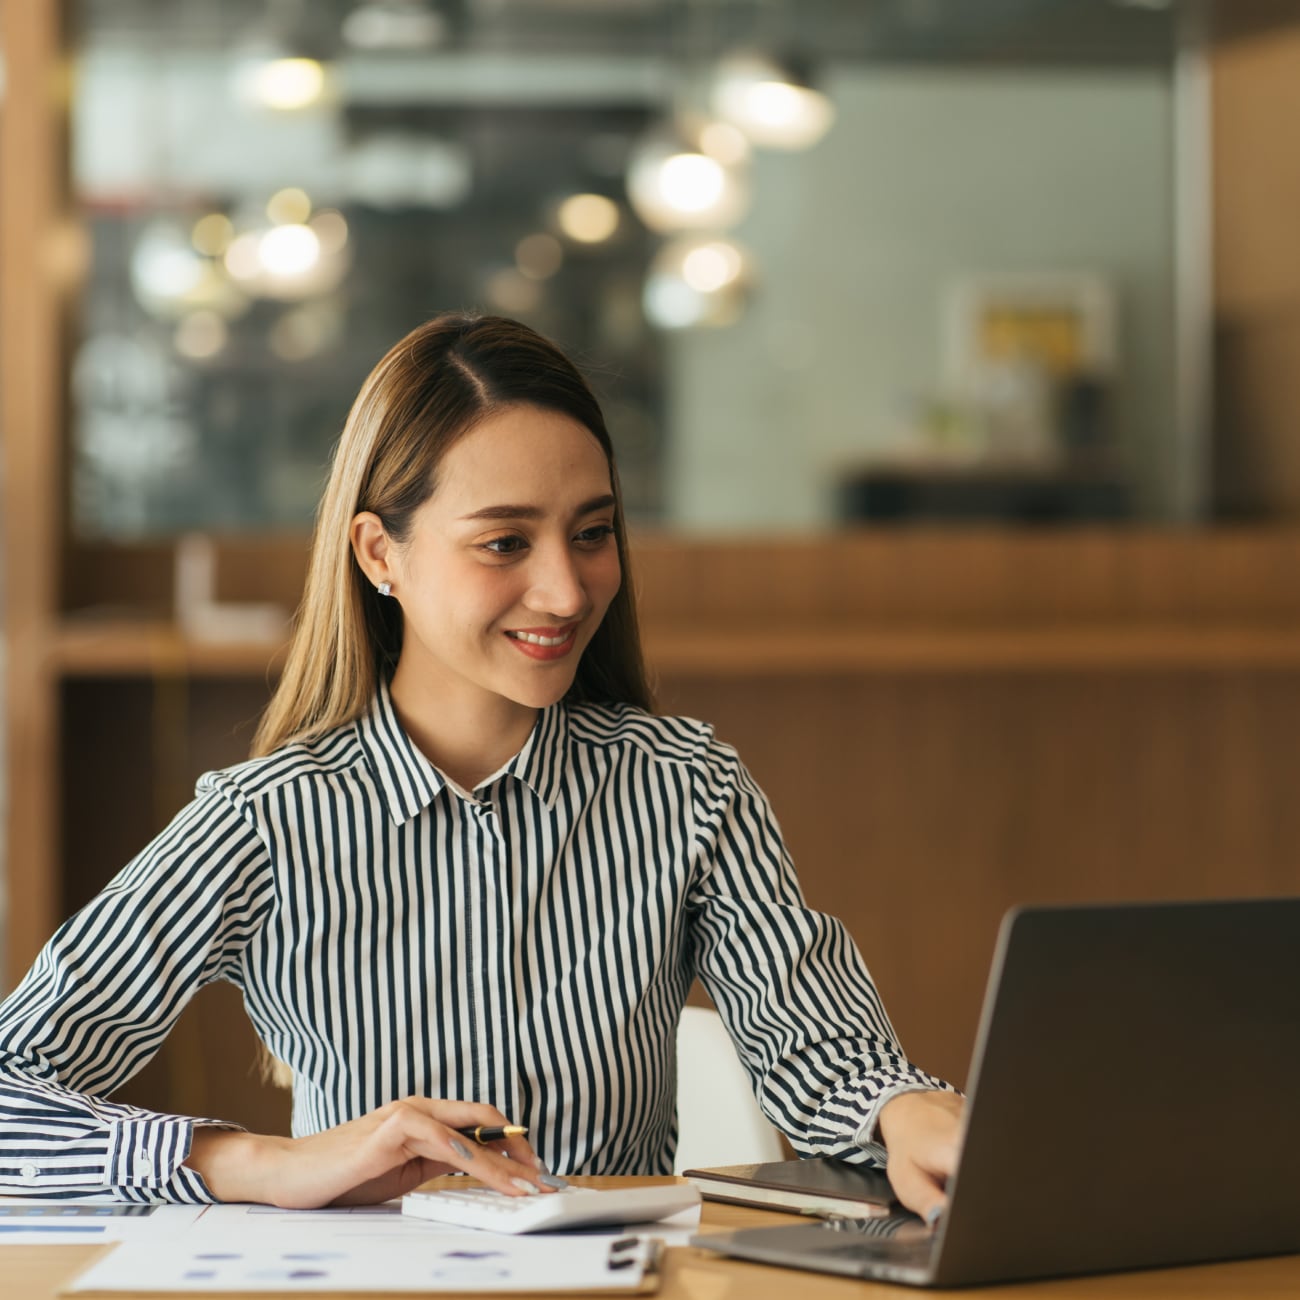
[377,581,392,597]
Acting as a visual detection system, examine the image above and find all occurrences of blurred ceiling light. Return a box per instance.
[681,240,745,293]
[626,130,749,233]
[342,0,448,50]
[485,267,542,315]
[183,265,252,319]
[660,155,724,211]
[516,232,563,281]
[174,310,229,361]
[309,210,350,256]
[643,235,752,331]
[191,213,234,257]
[712,53,835,151]
[258,223,321,278]
[557,193,620,244]
[267,187,313,226]
[223,214,348,302]
[697,120,750,166]
[224,231,264,282]
[133,221,250,319]
[131,220,205,312]
[237,57,328,111]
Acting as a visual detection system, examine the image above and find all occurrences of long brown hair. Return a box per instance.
[253,313,653,758]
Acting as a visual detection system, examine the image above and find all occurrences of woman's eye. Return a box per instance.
[483,535,527,556]
[575,524,615,545]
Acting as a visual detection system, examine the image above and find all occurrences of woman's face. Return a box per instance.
[358,403,622,723]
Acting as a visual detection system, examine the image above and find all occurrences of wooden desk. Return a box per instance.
[7,1178,1300,1300]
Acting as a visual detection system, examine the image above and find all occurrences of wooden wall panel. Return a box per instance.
[1213,17,1300,315]
[661,670,1300,1089]
[1215,316,1300,517]
[1211,13,1300,516]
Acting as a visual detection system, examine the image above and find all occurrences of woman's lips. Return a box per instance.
[504,625,578,660]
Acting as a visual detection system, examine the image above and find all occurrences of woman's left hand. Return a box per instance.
[876,1089,965,1225]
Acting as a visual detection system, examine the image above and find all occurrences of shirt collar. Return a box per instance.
[356,680,568,824]
[502,698,567,811]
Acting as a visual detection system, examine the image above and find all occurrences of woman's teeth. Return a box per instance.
[508,630,570,646]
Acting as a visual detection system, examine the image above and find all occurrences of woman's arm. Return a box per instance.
[684,736,963,1212]
[0,782,556,1206]
[0,789,272,1201]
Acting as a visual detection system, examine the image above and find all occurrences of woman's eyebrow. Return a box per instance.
[458,494,616,522]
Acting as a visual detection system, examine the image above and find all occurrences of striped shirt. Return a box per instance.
[0,683,948,1202]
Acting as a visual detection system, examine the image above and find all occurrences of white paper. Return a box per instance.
[0,1197,205,1245]
[65,1231,660,1293]
[53,1192,698,1291]
[193,1202,438,1242]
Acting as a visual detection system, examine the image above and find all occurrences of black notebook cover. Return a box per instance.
[682,1157,897,1217]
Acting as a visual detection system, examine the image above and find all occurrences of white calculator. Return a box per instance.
[401,1182,700,1235]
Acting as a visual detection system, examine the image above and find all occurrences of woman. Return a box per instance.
[0,314,961,1219]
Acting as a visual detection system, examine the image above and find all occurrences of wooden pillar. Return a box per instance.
[1211,7,1300,516]
[1,0,67,987]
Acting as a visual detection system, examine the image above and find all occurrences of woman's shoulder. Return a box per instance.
[564,702,733,767]
[197,716,368,803]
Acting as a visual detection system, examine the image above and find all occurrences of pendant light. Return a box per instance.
[711,50,835,151]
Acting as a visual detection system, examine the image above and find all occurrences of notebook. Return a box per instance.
[682,1157,894,1219]
[693,898,1300,1288]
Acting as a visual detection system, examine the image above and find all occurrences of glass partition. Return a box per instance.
[68,0,1193,535]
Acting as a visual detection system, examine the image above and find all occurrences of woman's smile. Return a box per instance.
[504,623,580,659]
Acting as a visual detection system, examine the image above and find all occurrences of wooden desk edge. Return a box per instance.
[8,1178,1300,1299]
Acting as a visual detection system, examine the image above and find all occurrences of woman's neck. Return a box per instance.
[388,669,539,793]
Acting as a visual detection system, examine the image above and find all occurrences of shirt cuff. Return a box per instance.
[853,1082,945,1156]
[106,1116,225,1203]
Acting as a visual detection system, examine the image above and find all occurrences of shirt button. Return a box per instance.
[19,1163,39,1184]
[134,1153,152,1176]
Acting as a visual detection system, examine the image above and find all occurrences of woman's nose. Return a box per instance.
[524,546,586,617]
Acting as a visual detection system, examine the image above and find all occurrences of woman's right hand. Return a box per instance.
[184,1098,555,1208]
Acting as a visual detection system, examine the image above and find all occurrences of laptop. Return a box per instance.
[692,898,1300,1287]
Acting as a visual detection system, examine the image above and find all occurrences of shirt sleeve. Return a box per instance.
[0,781,274,1201]
[684,734,958,1165]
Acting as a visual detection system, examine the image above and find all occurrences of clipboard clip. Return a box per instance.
[605,1236,665,1293]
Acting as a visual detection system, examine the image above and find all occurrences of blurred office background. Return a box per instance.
[4,0,1300,1132]
[57,0,1193,537]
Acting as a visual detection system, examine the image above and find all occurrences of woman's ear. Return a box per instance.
[350,512,393,592]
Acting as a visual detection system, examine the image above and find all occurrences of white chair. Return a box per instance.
[674,1005,786,1174]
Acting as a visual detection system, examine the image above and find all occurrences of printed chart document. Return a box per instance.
[0,1198,205,1244]
[64,1202,681,1293]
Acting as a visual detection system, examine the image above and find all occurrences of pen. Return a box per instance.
[455,1124,529,1144]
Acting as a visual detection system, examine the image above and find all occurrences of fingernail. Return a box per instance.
[925,1205,944,1228]
[449,1139,473,1160]
[511,1177,541,1195]
[539,1174,570,1190]
[533,1155,549,1173]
